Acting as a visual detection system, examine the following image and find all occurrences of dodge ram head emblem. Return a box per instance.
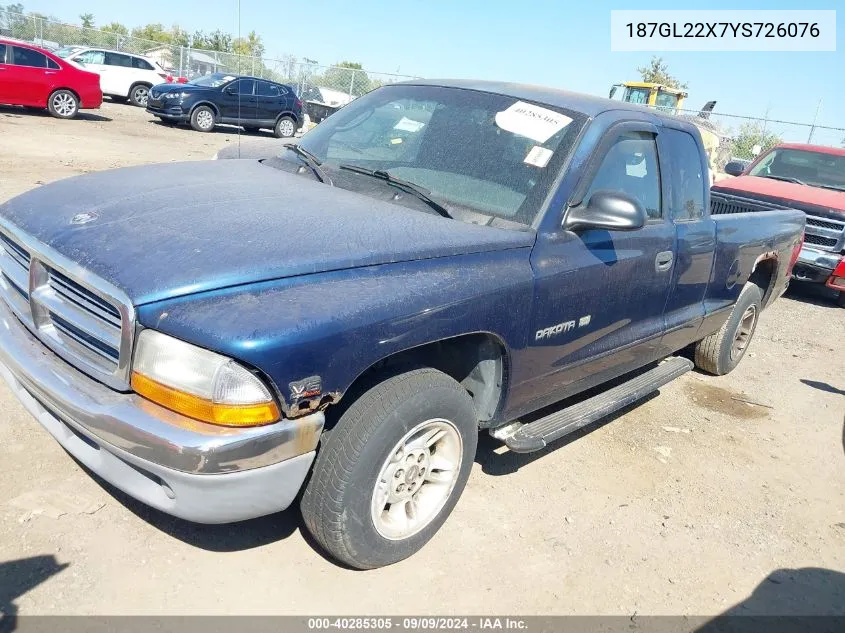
[70,212,98,225]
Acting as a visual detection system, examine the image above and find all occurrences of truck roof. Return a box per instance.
[771,143,845,157]
[399,78,685,120]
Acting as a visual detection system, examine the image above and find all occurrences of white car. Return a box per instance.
[54,47,168,107]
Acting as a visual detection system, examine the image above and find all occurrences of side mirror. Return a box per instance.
[724,161,746,177]
[225,86,237,95]
[608,86,618,100]
[564,191,647,232]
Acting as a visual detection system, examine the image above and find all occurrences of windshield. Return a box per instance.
[54,46,81,59]
[189,73,237,87]
[296,84,587,225]
[748,148,845,191]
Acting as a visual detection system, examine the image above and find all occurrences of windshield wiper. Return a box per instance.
[284,144,332,185]
[761,174,806,185]
[816,183,845,192]
[338,164,452,218]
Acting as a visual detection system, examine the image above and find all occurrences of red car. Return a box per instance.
[0,38,102,119]
[715,143,845,306]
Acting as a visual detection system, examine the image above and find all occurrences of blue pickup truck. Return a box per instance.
[0,80,804,569]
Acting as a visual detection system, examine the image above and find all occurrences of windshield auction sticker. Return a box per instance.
[495,102,572,144]
[610,9,836,51]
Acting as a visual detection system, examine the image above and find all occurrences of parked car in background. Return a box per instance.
[714,144,845,306]
[0,80,803,569]
[54,47,168,107]
[0,38,102,118]
[146,73,303,137]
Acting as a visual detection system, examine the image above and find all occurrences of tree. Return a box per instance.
[637,56,687,89]
[131,23,171,44]
[101,21,128,35]
[321,61,372,96]
[232,30,264,58]
[730,122,783,160]
[79,13,94,28]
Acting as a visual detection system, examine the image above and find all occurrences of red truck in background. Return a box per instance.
[713,143,845,307]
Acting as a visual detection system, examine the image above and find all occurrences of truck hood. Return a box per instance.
[713,176,845,215]
[0,160,534,305]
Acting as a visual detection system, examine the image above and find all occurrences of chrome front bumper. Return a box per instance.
[796,245,841,272]
[0,298,324,523]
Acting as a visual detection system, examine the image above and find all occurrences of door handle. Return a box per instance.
[44,71,57,75]
[655,251,674,272]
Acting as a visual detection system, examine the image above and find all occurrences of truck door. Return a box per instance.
[510,124,675,415]
[659,127,715,352]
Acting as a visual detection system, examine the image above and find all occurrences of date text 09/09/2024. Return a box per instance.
[307,618,527,630]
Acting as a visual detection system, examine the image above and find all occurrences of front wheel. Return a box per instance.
[274,115,296,138]
[694,282,763,375]
[129,84,150,107]
[190,105,216,132]
[47,90,79,119]
[301,368,478,569]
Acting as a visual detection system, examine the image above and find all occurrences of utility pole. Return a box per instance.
[807,99,822,144]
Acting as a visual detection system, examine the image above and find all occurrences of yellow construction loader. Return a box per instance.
[609,82,725,182]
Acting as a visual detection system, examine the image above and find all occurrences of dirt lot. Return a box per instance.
[0,102,843,617]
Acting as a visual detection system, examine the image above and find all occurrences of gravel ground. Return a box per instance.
[0,102,843,617]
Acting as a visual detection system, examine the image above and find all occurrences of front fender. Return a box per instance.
[136,249,534,415]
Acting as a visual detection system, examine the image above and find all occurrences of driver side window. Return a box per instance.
[583,132,662,220]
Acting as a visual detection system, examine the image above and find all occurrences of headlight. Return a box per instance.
[131,330,280,427]
[163,92,187,100]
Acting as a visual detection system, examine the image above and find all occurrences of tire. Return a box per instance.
[274,115,296,138]
[47,90,79,119]
[129,84,151,108]
[694,282,763,375]
[190,105,216,132]
[301,368,478,569]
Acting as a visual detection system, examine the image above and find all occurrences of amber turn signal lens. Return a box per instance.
[131,372,280,427]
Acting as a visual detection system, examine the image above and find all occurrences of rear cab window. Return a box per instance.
[47,57,60,70]
[0,43,6,64]
[662,128,706,221]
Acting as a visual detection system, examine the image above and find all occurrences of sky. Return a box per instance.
[19,0,845,131]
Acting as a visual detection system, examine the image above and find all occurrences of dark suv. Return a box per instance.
[147,73,303,137]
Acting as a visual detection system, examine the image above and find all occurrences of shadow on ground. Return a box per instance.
[0,105,111,122]
[783,283,841,310]
[695,568,845,632]
[0,555,69,631]
[70,456,302,553]
[800,379,845,397]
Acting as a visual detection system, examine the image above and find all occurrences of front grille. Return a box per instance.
[803,213,845,253]
[803,233,838,248]
[0,222,134,390]
[806,216,843,231]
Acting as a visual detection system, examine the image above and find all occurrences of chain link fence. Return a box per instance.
[0,9,417,107]
[671,106,845,168]
[2,9,843,151]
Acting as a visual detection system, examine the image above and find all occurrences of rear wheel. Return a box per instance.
[190,105,216,132]
[129,84,151,108]
[47,90,79,119]
[301,368,478,569]
[274,115,296,138]
[694,282,763,375]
